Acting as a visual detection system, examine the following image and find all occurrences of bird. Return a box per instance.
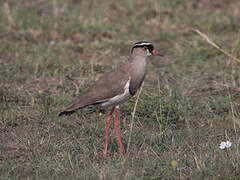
[58,41,163,156]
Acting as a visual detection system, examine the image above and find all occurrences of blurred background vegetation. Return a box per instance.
[0,0,240,179]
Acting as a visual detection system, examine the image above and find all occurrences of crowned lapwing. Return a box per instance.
[59,41,163,156]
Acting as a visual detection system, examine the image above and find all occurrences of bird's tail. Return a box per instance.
[58,109,75,116]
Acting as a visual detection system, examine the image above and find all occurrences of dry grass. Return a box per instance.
[191,28,240,63]
[1,0,240,179]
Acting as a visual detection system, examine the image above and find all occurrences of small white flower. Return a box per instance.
[219,142,226,149]
[225,141,232,148]
[50,40,55,45]
[219,141,232,149]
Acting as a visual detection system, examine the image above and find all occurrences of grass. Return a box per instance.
[1,0,240,179]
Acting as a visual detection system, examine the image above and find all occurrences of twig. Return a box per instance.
[228,90,240,131]
[67,152,74,170]
[190,28,240,63]
[126,82,144,154]
[4,3,14,27]
[120,83,144,176]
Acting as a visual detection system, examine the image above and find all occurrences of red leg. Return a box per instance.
[114,106,123,156]
[103,107,115,157]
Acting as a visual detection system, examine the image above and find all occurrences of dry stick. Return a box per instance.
[190,28,240,63]
[191,28,240,127]
[121,83,144,173]
[4,3,14,27]
[228,90,240,130]
[126,82,144,154]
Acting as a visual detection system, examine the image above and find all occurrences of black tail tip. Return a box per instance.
[58,110,75,116]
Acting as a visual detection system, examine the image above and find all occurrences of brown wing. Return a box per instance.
[58,63,131,116]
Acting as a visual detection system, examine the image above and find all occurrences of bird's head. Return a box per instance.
[131,41,163,57]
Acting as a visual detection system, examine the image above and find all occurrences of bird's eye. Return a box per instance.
[143,46,148,51]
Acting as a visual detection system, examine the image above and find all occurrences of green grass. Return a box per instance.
[1,0,240,179]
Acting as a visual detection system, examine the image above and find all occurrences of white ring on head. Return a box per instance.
[134,42,152,46]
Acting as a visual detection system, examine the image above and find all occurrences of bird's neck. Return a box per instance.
[130,55,147,69]
[129,55,147,78]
